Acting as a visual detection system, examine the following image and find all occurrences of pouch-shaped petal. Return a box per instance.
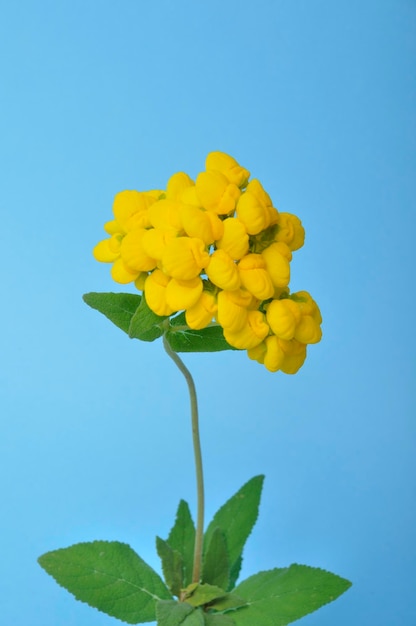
[236,179,274,235]
[263,335,285,372]
[275,212,305,251]
[110,258,140,284]
[294,315,322,344]
[266,298,301,340]
[247,341,267,364]
[120,229,157,272]
[281,348,307,374]
[141,228,176,261]
[223,310,269,350]
[148,198,183,231]
[238,254,274,300]
[166,172,194,200]
[205,151,250,187]
[180,205,224,244]
[185,291,217,330]
[113,190,156,231]
[295,291,323,324]
[93,236,122,262]
[162,237,210,280]
[215,217,249,260]
[165,277,203,311]
[144,270,175,316]
[216,289,252,332]
[261,242,291,288]
[195,171,240,214]
[206,249,240,290]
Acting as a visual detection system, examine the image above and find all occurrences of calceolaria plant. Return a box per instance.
[38,152,351,625]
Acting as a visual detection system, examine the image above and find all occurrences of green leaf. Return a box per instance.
[204,614,236,626]
[166,500,196,587]
[83,292,141,334]
[128,293,168,341]
[202,527,229,590]
[204,476,264,590]
[156,600,203,626]
[38,541,172,624]
[169,311,187,326]
[208,591,246,612]
[231,565,352,626]
[165,325,235,353]
[156,536,183,597]
[228,556,242,591]
[183,583,227,607]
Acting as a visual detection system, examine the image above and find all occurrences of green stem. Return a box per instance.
[163,334,204,584]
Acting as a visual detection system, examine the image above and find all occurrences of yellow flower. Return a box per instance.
[292,291,322,344]
[205,151,250,187]
[216,289,253,332]
[165,277,203,311]
[110,258,141,284]
[274,213,305,251]
[215,217,249,260]
[112,190,159,231]
[261,242,291,288]
[294,315,322,344]
[120,229,157,272]
[180,204,224,244]
[205,249,241,291]
[279,339,307,374]
[148,198,183,232]
[185,291,217,330]
[223,310,269,350]
[93,234,123,263]
[166,172,194,200]
[236,179,278,235]
[141,228,176,261]
[144,270,175,316]
[266,298,301,341]
[263,336,285,372]
[195,170,241,214]
[238,254,274,300]
[92,151,322,374]
[161,237,210,280]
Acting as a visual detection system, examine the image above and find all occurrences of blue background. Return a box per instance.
[1,1,415,624]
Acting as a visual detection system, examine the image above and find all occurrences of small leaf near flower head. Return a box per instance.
[128,292,168,341]
[165,325,235,353]
[83,292,141,334]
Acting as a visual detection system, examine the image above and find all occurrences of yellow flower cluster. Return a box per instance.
[93,152,322,373]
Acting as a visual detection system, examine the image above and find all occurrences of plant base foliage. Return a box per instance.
[38,476,351,625]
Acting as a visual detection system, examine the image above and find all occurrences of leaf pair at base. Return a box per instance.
[38,476,351,625]
[157,475,263,600]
